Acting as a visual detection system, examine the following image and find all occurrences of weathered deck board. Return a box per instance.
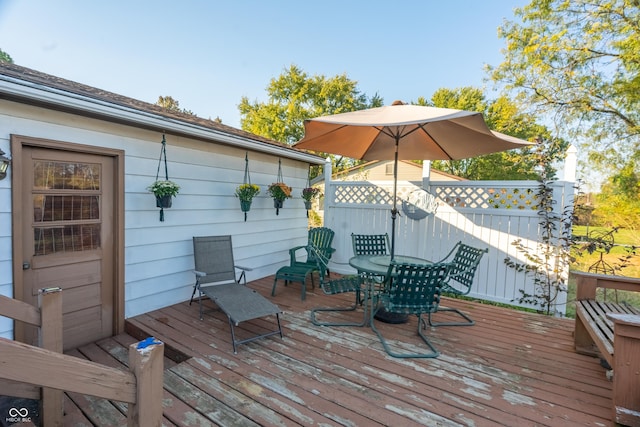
[64,275,613,426]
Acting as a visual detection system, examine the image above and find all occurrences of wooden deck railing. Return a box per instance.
[573,272,640,426]
[0,289,164,427]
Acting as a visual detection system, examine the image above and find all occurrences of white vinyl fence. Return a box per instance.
[321,161,576,315]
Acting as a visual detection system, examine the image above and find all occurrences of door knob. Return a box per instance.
[22,261,30,270]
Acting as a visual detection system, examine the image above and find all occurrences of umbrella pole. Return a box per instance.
[391,138,399,260]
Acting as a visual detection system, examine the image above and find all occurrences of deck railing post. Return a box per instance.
[38,287,63,427]
[609,314,640,426]
[127,337,164,427]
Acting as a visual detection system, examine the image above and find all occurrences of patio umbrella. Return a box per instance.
[293,101,534,258]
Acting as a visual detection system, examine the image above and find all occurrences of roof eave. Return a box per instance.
[0,74,325,165]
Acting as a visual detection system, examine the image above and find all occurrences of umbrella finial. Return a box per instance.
[391,100,405,106]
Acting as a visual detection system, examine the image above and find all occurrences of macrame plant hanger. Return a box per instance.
[242,152,251,222]
[155,134,170,222]
[275,159,284,215]
[305,168,312,218]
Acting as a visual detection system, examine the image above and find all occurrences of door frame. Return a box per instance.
[10,134,125,341]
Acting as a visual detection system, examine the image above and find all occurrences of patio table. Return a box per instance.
[349,254,431,324]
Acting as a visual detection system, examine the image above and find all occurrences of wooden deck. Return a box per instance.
[62,275,614,426]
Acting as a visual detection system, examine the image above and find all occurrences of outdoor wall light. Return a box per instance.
[0,149,11,180]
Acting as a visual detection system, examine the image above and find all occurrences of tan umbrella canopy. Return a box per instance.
[295,101,531,160]
[293,101,534,257]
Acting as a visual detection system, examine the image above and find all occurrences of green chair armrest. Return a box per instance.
[289,245,308,264]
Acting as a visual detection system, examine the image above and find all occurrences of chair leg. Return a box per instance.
[189,281,199,305]
[370,310,439,358]
[198,288,204,321]
[310,290,366,327]
[189,280,206,320]
[427,306,475,327]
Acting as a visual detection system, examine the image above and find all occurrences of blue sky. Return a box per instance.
[0,0,526,129]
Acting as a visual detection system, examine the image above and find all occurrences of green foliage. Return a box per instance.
[235,183,260,201]
[589,162,640,229]
[571,226,639,276]
[301,187,321,202]
[610,161,640,197]
[571,244,640,279]
[307,209,323,228]
[489,0,640,181]
[573,226,638,246]
[422,87,568,180]
[238,64,383,179]
[156,95,195,116]
[239,64,382,145]
[594,192,640,230]
[0,48,13,63]
[267,182,292,201]
[503,144,573,315]
[147,180,180,198]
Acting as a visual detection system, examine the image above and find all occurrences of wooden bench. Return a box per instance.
[573,271,640,426]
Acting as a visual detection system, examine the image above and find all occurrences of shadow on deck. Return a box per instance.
[62,274,613,426]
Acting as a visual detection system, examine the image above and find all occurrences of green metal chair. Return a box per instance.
[371,261,451,358]
[289,227,336,278]
[309,245,367,327]
[351,233,391,293]
[351,233,390,257]
[429,241,488,326]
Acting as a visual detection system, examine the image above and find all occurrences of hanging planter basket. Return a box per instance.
[267,160,291,215]
[235,153,260,221]
[156,195,173,208]
[240,199,252,213]
[148,134,179,222]
[301,169,321,218]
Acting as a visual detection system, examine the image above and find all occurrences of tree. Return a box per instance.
[156,96,194,116]
[0,48,13,63]
[238,65,384,177]
[489,0,640,189]
[238,64,383,170]
[421,87,568,180]
[594,162,640,229]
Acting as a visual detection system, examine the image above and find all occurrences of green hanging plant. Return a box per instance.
[267,182,292,202]
[236,153,260,221]
[147,180,180,198]
[270,159,291,215]
[150,134,178,221]
[301,186,321,202]
[235,183,260,202]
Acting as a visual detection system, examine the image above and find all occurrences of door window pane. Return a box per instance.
[33,161,100,190]
[33,195,100,222]
[32,160,102,255]
[34,225,101,255]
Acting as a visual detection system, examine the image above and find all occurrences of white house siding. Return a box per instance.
[0,100,316,339]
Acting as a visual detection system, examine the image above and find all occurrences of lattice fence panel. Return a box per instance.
[333,183,416,205]
[333,182,539,210]
[433,185,539,210]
